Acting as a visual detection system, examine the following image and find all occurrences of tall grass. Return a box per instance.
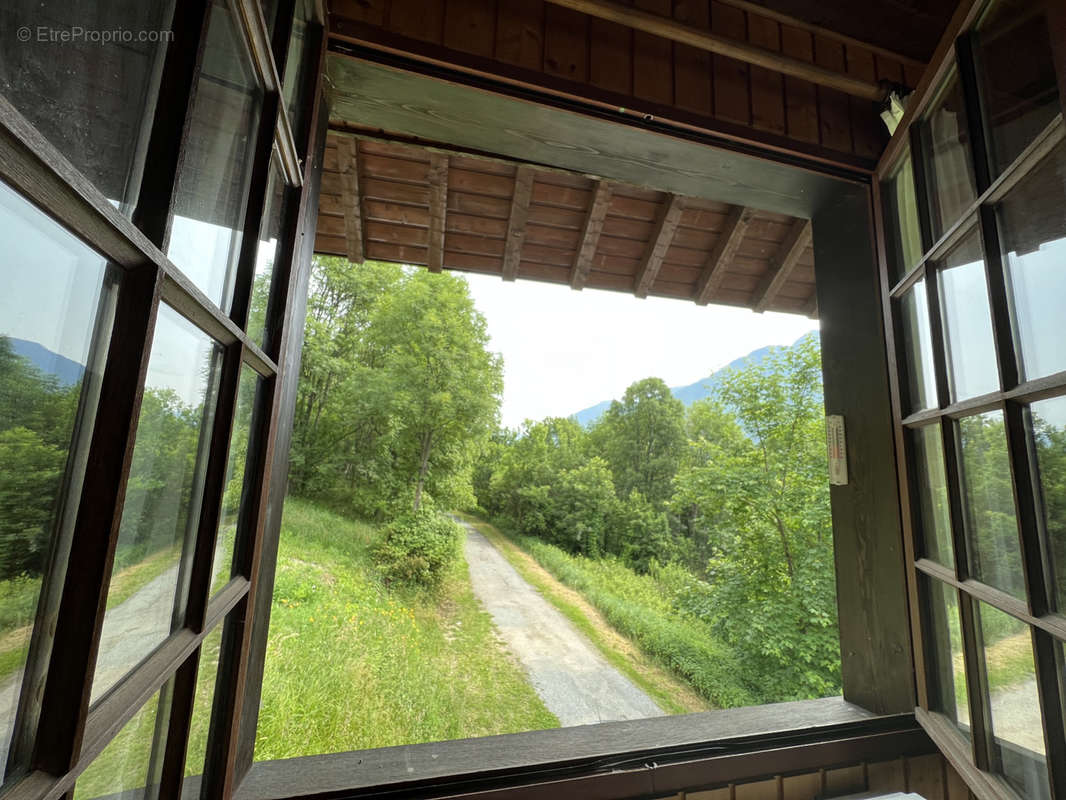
[253,498,557,760]
[498,525,757,707]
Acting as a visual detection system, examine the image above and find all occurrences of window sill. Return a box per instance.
[237,697,933,800]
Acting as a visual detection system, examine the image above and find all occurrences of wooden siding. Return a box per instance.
[327,0,925,169]
[657,753,974,800]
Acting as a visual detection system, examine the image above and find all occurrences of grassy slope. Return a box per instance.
[254,499,558,760]
[458,514,708,715]
[464,515,754,708]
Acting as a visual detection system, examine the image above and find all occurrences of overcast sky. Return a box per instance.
[463,273,820,429]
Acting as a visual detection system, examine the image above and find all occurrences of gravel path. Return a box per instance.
[460,520,664,726]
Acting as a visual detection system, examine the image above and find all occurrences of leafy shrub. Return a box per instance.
[374,510,462,589]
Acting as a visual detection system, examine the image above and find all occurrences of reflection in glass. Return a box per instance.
[919,72,977,240]
[912,425,954,567]
[0,183,116,783]
[247,158,286,347]
[74,685,171,800]
[976,603,1050,800]
[974,0,1062,177]
[938,231,998,401]
[1031,395,1066,614]
[997,140,1066,382]
[167,0,263,311]
[183,622,224,779]
[900,280,938,412]
[212,367,261,595]
[923,576,969,736]
[881,150,924,283]
[958,412,1023,598]
[92,307,223,703]
[0,1,175,214]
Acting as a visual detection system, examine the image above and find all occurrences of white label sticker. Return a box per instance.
[826,414,848,486]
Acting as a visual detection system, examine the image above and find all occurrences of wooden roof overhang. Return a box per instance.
[316,131,819,317]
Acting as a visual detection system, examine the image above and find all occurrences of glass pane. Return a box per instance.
[881,150,924,283]
[0,183,116,783]
[958,411,1024,598]
[0,1,175,214]
[919,72,977,240]
[247,158,286,347]
[212,367,261,595]
[282,0,316,139]
[912,425,954,566]
[976,603,1050,800]
[183,622,224,780]
[74,685,171,800]
[1031,395,1066,614]
[938,230,999,401]
[900,279,938,412]
[997,139,1066,382]
[974,0,1063,178]
[92,306,223,702]
[167,0,263,311]
[923,576,969,736]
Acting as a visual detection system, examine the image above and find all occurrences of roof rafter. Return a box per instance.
[502,165,535,281]
[634,194,684,299]
[752,218,813,313]
[337,137,365,265]
[570,180,612,291]
[427,152,449,273]
[694,205,754,305]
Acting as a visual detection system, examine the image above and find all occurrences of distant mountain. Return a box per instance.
[570,334,813,427]
[8,338,85,386]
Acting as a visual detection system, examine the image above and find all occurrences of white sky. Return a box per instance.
[463,273,820,429]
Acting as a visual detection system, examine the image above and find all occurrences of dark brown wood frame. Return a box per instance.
[873,0,1066,797]
[0,0,323,797]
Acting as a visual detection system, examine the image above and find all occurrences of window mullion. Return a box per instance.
[131,0,211,248]
[32,265,164,776]
[230,92,282,332]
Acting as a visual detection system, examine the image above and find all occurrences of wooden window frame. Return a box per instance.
[0,0,323,797]
[874,0,1066,798]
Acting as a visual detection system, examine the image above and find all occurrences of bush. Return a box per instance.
[374,510,462,589]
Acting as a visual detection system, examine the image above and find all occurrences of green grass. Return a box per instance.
[457,513,707,715]
[253,498,558,760]
[468,515,755,708]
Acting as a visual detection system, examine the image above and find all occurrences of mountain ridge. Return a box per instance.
[570,333,813,427]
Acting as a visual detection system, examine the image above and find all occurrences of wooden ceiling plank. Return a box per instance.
[634,194,685,298]
[427,153,449,273]
[542,0,886,101]
[502,165,536,281]
[337,137,365,264]
[570,180,612,290]
[693,205,755,305]
[752,219,813,313]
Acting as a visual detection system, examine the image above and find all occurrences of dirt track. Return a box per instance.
[459,520,663,726]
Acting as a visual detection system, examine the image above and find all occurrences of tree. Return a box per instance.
[678,334,838,698]
[592,377,685,508]
[364,269,503,512]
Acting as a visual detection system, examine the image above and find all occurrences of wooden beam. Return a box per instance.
[804,291,819,319]
[502,165,535,281]
[570,180,612,290]
[542,0,887,101]
[427,152,449,273]
[710,0,924,69]
[337,137,364,264]
[634,194,684,298]
[694,205,754,305]
[752,219,813,313]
